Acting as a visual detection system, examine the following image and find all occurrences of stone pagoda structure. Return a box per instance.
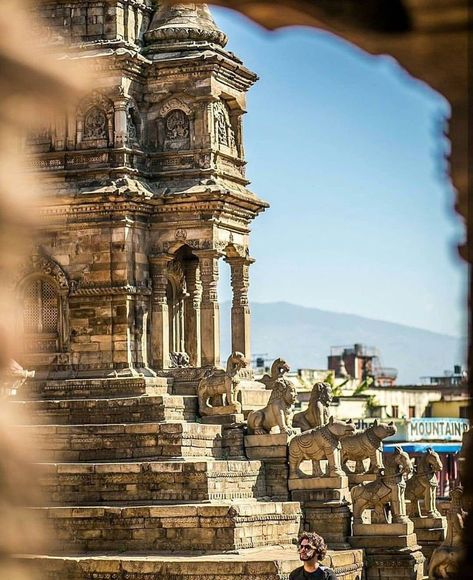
[11,3,367,579]
[21,1,267,378]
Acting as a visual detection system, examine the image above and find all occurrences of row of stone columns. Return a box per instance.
[149,251,252,369]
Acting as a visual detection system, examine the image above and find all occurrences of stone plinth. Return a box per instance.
[288,475,348,491]
[201,413,244,425]
[244,433,289,460]
[244,433,290,500]
[411,516,447,568]
[350,522,424,579]
[289,476,351,548]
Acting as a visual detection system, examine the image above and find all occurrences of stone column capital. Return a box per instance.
[224,255,255,267]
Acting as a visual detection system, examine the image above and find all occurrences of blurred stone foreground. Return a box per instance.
[0,1,83,577]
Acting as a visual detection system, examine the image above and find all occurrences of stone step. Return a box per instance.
[38,459,266,504]
[34,502,302,553]
[25,548,364,579]
[18,422,223,461]
[11,394,198,424]
[19,376,172,400]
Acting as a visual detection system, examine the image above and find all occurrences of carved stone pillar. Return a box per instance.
[114,99,128,147]
[195,250,220,367]
[185,260,202,367]
[226,256,253,361]
[150,256,171,370]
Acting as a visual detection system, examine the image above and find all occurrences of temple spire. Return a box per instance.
[145,3,228,49]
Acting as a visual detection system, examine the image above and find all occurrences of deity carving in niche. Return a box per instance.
[127,109,138,144]
[84,107,107,140]
[214,101,237,151]
[164,109,190,150]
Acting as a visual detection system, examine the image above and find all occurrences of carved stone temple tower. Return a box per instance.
[23,1,268,378]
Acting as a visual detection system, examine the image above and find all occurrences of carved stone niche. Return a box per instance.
[77,92,114,150]
[154,98,193,152]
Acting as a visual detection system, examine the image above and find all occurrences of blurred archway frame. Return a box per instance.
[170,0,471,573]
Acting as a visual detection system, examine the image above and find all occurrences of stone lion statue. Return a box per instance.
[197,352,246,416]
[288,416,356,478]
[351,447,413,524]
[258,357,291,390]
[341,420,396,474]
[292,381,333,431]
[405,447,443,518]
[247,379,298,435]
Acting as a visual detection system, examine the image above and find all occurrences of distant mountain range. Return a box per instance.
[220,302,466,385]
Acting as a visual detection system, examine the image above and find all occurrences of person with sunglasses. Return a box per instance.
[289,532,337,579]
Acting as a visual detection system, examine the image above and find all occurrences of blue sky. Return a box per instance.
[214,8,467,338]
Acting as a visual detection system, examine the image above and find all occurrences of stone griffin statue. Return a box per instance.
[292,382,333,431]
[341,420,396,474]
[429,486,468,579]
[258,357,291,390]
[405,447,443,518]
[169,351,190,368]
[197,352,246,416]
[247,379,298,435]
[288,416,356,478]
[351,446,413,524]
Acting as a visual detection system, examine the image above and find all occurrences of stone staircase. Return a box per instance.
[14,376,359,579]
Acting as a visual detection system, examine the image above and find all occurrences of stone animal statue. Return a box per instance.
[341,420,396,474]
[197,352,246,416]
[288,416,356,478]
[351,446,413,524]
[429,486,467,579]
[258,357,291,390]
[247,379,298,435]
[405,447,443,518]
[292,382,333,431]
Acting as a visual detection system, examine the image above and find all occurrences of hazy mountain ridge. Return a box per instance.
[220,302,465,384]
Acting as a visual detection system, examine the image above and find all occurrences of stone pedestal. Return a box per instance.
[244,433,291,500]
[411,515,447,568]
[201,413,244,426]
[350,522,425,579]
[289,476,351,548]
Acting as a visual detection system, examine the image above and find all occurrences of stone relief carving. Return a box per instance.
[214,101,236,151]
[197,352,246,416]
[16,251,70,294]
[246,379,298,435]
[84,107,107,139]
[258,357,290,390]
[292,382,333,431]
[288,416,356,478]
[429,486,468,579]
[351,447,413,524]
[164,109,190,151]
[405,447,443,518]
[341,420,397,475]
[169,351,191,368]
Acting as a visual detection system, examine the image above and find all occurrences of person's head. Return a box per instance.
[297,532,328,563]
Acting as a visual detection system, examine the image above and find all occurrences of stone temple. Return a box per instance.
[13,2,456,579]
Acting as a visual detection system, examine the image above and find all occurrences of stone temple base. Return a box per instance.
[25,547,365,580]
[350,523,424,579]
